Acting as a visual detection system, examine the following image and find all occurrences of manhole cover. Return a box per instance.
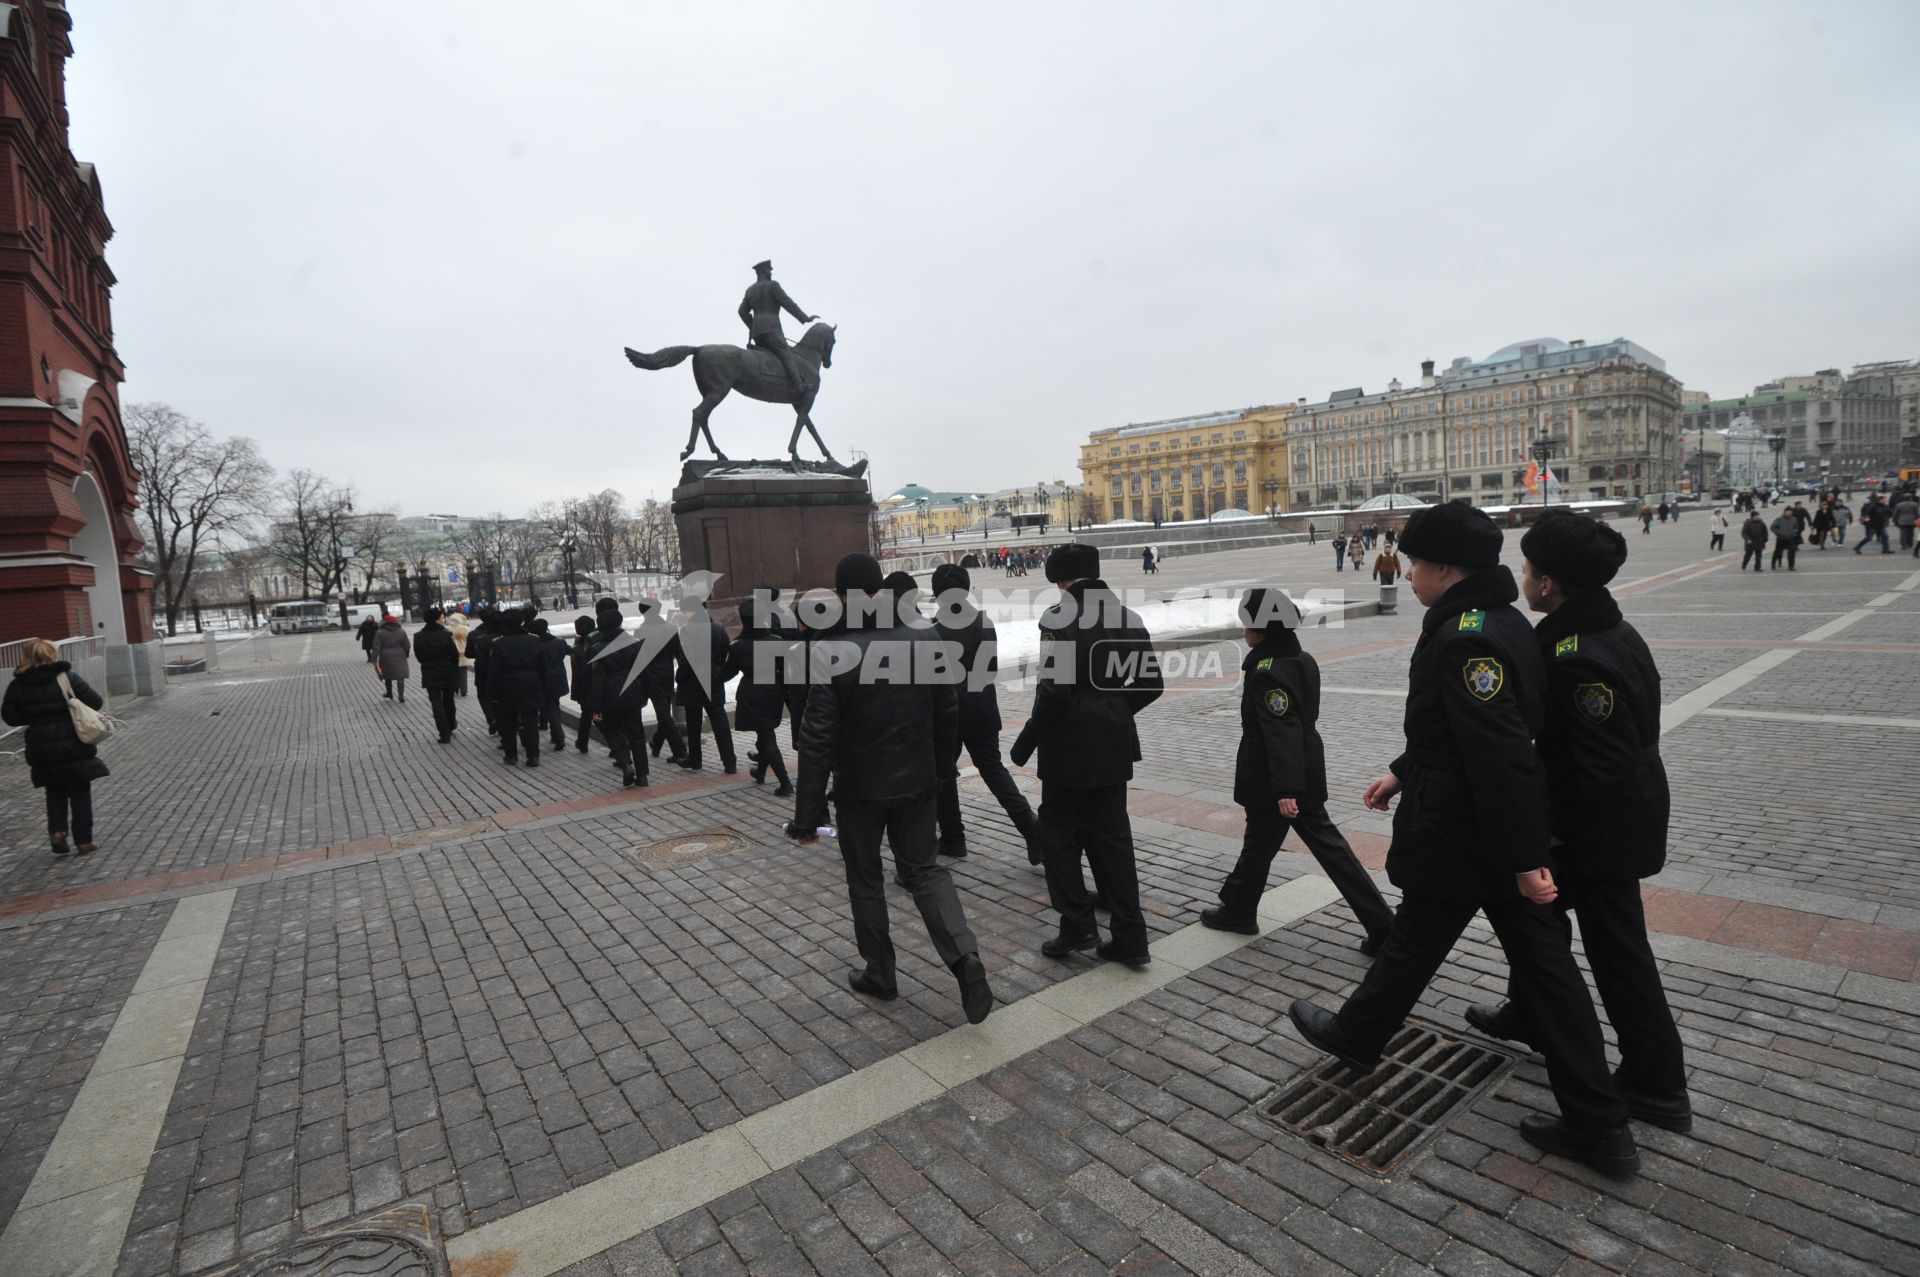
[1261,1021,1515,1174]
[629,826,748,869]
[210,1201,446,1276]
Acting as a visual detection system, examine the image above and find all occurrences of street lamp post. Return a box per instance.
[1382,464,1398,496]
[1767,431,1787,490]
[560,535,578,608]
[1261,477,1280,520]
[335,556,350,629]
[1530,434,1560,508]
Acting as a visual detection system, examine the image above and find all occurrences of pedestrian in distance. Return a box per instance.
[1010,543,1164,969]
[2,638,110,856]
[375,614,411,701]
[1708,507,1729,553]
[788,552,995,1025]
[1740,511,1769,571]
[928,563,1043,865]
[1286,500,1640,1180]
[531,617,570,751]
[1141,546,1156,574]
[673,595,737,772]
[1332,532,1348,571]
[466,606,503,733]
[568,615,595,752]
[1372,546,1402,586]
[1307,522,1318,545]
[1639,505,1653,534]
[725,594,793,796]
[486,607,552,767]
[412,607,460,743]
[1855,495,1893,554]
[1200,588,1394,951]
[1831,498,1852,546]
[357,613,379,662]
[586,600,652,788]
[1810,501,1834,549]
[633,601,690,766]
[1769,509,1801,571]
[1894,490,1919,551]
[1464,509,1692,1133]
[446,609,472,696]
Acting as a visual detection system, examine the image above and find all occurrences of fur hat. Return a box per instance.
[930,563,970,593]
[1238,587,1303,631]
[835,552,885,594]
[1044,543,1100,583]
[594,596,621,614]
[1521,509,1628,590]
[883,570,919,598]
[1396,502,1502,570]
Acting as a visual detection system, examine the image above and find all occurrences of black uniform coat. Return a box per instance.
[487,630,551,711]
[539,634,570,698]
[674,616,733,708]
[793,613,959,830]
[1232,630,1329,809]
[1010,579,1162,787]
[934,610,1004,733]
[582,616,632,716]
[412,623,460,692]
[1,662,110,788]
[1385,566,1550,903]
[466,618,500,694]
[1532,588,1669,880]
[724,628,787,732]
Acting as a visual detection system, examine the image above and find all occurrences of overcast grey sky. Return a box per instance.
[70,1,1920,516]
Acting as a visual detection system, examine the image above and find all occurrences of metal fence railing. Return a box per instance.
[0,633,99,670]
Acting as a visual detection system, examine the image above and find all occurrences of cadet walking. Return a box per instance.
[412,608,460,743]
[1287,502,1638,1179]
[1201,588,1394,951]
[1465,511,1691,1133]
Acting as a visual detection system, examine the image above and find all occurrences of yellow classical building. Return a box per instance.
[1079,404,1292,523]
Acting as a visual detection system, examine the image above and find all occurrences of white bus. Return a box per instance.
[268,600,332,634]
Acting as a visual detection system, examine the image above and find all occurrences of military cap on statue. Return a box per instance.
[1396,501,1503,570]
[752,259,773,272]
[1520,509,1628,590]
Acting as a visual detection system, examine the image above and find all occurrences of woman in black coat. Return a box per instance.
[412,609,461,743]
[2,640,110,854]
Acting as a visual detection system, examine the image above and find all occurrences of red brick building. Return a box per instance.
[0,1,152,656]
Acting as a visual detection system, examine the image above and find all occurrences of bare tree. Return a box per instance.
[125,402,274,635]
[503,516,553,601]
[447,514,513,597]
[578,489,626,576]
[348,511,400,603]
[1077,490,1102,528]
[265,469,358,600]
[632,498,678,573]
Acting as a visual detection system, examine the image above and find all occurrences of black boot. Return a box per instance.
[1614,1077,1693,1132]
[1519,1115,1640,1179]
[1198,906,1257,936]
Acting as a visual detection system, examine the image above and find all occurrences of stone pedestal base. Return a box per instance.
[672,462,873,613]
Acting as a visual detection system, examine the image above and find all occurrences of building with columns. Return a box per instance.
[1079,404,1291,523]
[0,2,157,689]
[1287,338,1684,508]
[1681,367,1906,484]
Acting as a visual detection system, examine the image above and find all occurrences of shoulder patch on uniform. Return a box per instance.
[1575,682,1615,722]
[1458,610,1485,633]
[1554,635,1579,658]
[1254,657,1273,672]
[1463,656,1504,701]
[1263,687,1290,717]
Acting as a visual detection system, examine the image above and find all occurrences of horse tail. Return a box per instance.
[624,345,698,371]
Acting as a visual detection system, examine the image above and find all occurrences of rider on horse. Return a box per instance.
[738,260,817,396]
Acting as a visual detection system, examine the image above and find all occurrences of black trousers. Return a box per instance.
[601,704,649,780]
[749,725,789,787]
[681,700,735,767]
[45,783,93,843]
[936,717,1035,842]
[572,698,593,750]
[1741,545,1765,571]
[1219,803,1394,942]
[494,705,539,761]
[1335,892,1627,1131]
[382,676,405,701]
[1037,781,1148,958]
[1771,540,1797,569]
[1709,533,1725,551]
[647,694,688,759]
[1503,873,1687,1096]
[836,792,978,986]
[538,696,566,746]
[427,687,457,739]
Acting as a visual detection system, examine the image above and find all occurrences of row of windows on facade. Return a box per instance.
[1693,400,1900,428]
[1106,426,1275,457]
[1296,373,1662,431]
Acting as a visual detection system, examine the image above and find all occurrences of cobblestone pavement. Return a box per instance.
[0,518,1915,1276]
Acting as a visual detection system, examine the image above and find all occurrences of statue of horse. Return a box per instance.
[624,323,839,465]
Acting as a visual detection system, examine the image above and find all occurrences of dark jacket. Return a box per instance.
[486,626,550,711]
[466,617,501,700]
[1740,516,1769,547]
[674,615,734,708]
[539,634,570,698]
[583,614,634,715]
[793,610,959,829]
[2,662,110,789]
[1232,631,1328,809]
[934,609,1004,732]
[374,621,411,679]
[568,623,595,703]
[1533,590,1668,880]
[1385,566,1550,902]
[357,616,379,650]
[725,627,787,732]
[1009,579,1162,787]
[413,623,460,692]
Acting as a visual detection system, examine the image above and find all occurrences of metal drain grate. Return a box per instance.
[210,1201,446,1276]
[1261,1020,1515,1174]
[629,826,748,870]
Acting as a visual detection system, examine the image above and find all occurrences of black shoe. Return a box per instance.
[1041,929,1099,959]
[675,757,699,770]
[1198,907,1258,936]
[1519,1115,1640,1179]
[438,735,451,744]
[772,783,794,798]
[651,739,665,757]
[751,763,765,784]
[575,741,590,754]
[1615,1079,1693,1133]
[524,757,539,768]
[955,954,993,1025]
[49,834,69,856]
[551,737,565,750]
[622,769,638,787]
[937,838,968,860]
[722,763,738,774]
[1465,1003,1544,1053]
[383,691,393,700]
[503,754,518,765]
[747,749,761,763]
[847,969,898,1001]
[1359,932,1388,957]
[1096,940,1150,969]
[1287,1000,1380,1073]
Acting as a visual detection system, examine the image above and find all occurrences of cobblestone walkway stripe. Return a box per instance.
[442,875,1344,1277]
[0,890,236,1277]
